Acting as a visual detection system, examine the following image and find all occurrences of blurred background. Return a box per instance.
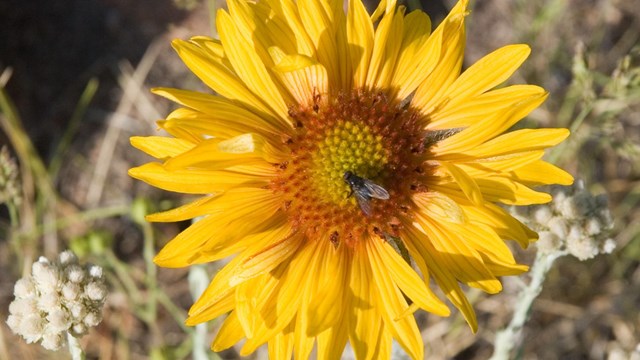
[0,0,639,358]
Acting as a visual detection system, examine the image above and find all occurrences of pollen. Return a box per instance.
[270,90,427,247]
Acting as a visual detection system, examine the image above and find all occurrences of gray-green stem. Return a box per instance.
[490,249,567,360]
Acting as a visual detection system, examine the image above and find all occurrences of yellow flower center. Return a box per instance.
[271,90,427,247]
[313,120,387,205]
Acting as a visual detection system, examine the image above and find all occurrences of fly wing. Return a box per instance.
[354,191,372,217]
[362,179,390,200]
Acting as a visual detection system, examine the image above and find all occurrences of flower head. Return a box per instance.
[512,180,614,260]
[129,0,573,358]
[6,251,107,351]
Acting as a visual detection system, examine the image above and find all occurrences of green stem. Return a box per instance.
[547,103,593,164]
[141,220,162,344]
[67,332,85,360]
[49,79,99,180]
[22,205,130,241]
[490,250,567,360]
[104,250,144,305]
[189,265,212,360]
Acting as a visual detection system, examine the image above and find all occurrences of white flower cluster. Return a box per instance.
[511,180,615,260]
[6,251,107,351]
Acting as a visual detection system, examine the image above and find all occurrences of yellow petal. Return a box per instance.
[130,136,196,160]
[365,237,424,360]
[349,243,391,359]
[266,0,315,57]
[371,237,450,316]
[443,44,531,107]
[268,323,294,360]
[462,128,570,159]
[412,0,468,113]
[454,222,520,267]
[297,0,340,88]
[185,290,234,325]
[485,262,529,277]
[434,93,548,157]
[217,9,290,121]
[513,160,574,186]
[414,213,502,293]
[371,0,396,23]
[172,39,285,124]
[240,240,320,355]
[317,320,350,360]
[366,8,405,89]
[429,84,546,129]
[147,187,274,223]
[454,151,545,177]
[441,161,484,206]
[235,278,261,338]
[474,177,552,205]
[269,46,329,104]
[402,223,478,332]
[412,191,466,224]
[226,0,298,57]
[229,232,303,286]
[146,195,220,222]
[128,162,273,195]
[307,240,350,336]
[212,311,245,351]
[162,135,286,172]
[153,189,281,267]
[347,0,374,88]
[152,87,290,135]
[462,202,537,248]
[390,10,442,100]
[293,291,315,360]
[197,214,289,264]
[188,222,291,320]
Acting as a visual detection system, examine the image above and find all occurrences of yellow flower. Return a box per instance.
[129,0,573,358]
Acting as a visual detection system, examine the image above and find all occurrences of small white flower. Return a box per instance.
[70,323,87,337]
[9,298,37,315]
[511,180,615,262]
[85,282,107,302]
[37,292,61,311]
[47,308,70,332]
[6,250,107,352]
[19,314,45,343]
[14,278,35,298]
[548,217,569,238]
[32,261,59,295]
[83,311,102,327]
[6,314,21,333]
[536,231,562,253]
[603,239,616,254]
[66,264,85,284]
[585,217,602,236]
[40,331,64,351]
[58,251,77,266]
[533,206,553,224]
[89,265,103,279]
[61,282,81,301]
[68,301,87,320]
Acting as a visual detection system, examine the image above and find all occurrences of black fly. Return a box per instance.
[343,171,390,216]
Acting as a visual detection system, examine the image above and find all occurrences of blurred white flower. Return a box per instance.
[511,180,615,260]
[6,250,107,351]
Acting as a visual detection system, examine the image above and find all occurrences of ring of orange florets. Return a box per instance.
[270,90,427,247]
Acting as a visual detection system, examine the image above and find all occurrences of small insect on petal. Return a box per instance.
[343,171,390,216]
